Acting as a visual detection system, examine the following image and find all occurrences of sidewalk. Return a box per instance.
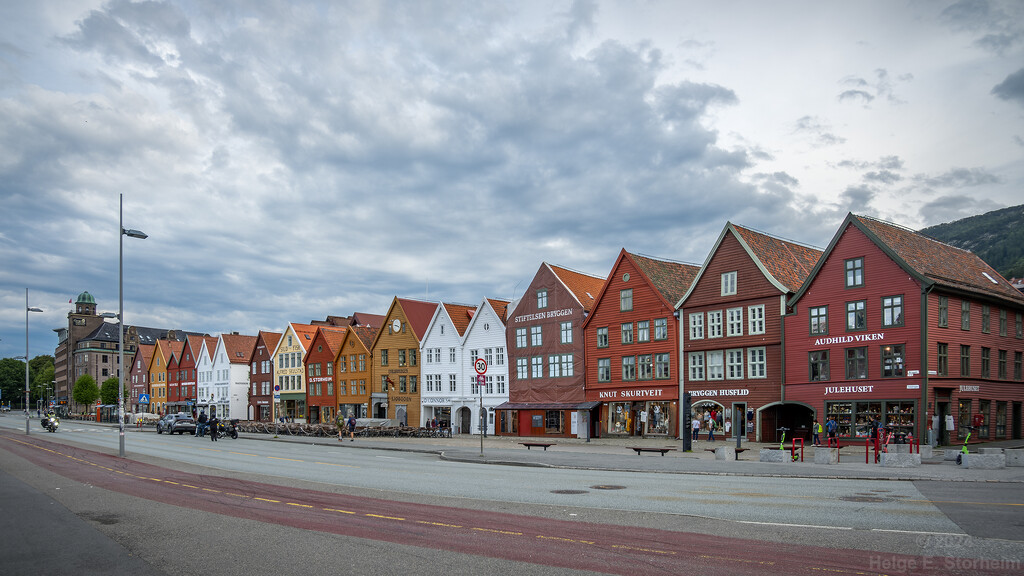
[239,430,1024,483]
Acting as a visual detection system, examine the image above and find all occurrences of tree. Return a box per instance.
[72,374,99,408]
[99,377,126,406]
[0,358,25,408]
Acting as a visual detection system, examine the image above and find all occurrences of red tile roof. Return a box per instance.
[854,214,1024,305]
[443,303,477,336]
[289,323,319,350]
[397,298,439,340]
[732,223,823,292]
[317,326,348,356]
[221,333,257,364]
[486,298,511,324]
[628,252,701,306]
[351,312,385,329]
[349,325,379,350]
[548,263,606,313]
[257,331,283,354]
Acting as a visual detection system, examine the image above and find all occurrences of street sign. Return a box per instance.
[474,358,487,375]
[476,375,485,384]
[274,384,281,392]
[139,393,150,404]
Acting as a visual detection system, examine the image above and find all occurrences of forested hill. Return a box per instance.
[919,204,1024,280]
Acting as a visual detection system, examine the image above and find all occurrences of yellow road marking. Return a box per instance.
[202,488,220,493]
[366,514,405,521]
[537,535,594,544]
[612,545,676,555]
[314,461,358,468]
[417,521,462,528]
[472,527,522,536]
[225,493,247,498]
[287,503,313,508]
[267,456,303,462]
[254,497,280,503]
[229,451,258,457]
[324,508,356,515]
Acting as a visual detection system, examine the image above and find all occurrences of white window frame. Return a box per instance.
[560,321,572,344]
[530,326,542,346]
[727,307,743,337]
[748,347,767,378]
[708,311,723,338]
[721,271,737,296]
[707,351,724,380]
[516,357,528,379]
[748,305,765,335]
[689,313,704,340]
[515,328,527,348]
[726,349,744,379]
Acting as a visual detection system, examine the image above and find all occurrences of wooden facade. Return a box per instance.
[272,323,317,422]
[370,298,438,426]
[147,340,172,415]
[128,344,154,413]
[248,331,281,422]
[334,325,377,420]
[304,327,346,424]
[584,250,698,438]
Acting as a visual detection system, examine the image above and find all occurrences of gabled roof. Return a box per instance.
[185,335,217,363]
[397,298,440,340]
[677,222,823,308]
[256,331,283,353]
[547,263,606,313]
[443,302,476,337]
[165,340,186,365]
[288,323,319,351]
[629,252,701,306]
[221,333,258,364]
[854,214,1024,305]
[131,344,155,372]
[310,326,347,360]
[351,312,385,329]
[486,298,511,327]
[350,325,378,350]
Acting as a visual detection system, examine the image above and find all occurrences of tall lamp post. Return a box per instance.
[25,288,43,435]
[118,193,148,457]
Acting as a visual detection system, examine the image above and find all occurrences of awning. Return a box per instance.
[493,401,601,411]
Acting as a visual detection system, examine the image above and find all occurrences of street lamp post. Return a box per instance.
[25,288,43,435]
[118,193,148,457]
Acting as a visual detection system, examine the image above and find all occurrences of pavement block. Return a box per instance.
[1006,449,1024,467]
[759,448,790,463]
[714,446,735,461]
[977,447,1004,455]
[918,445,933,458]
[886,443,911,454]
[814,448,838,464]
[879,452,921,467]
[943,450,959,461]
[961,453,1006,469]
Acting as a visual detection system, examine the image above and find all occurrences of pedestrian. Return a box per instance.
[347,414,357,441]
[707,418,716,441]
[825,415,838,447]
[336,412,346,441]
[209,414,220,442]
[811,419,822,446]
[691,415,701,440]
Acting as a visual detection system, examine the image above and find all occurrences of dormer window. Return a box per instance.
[721,271,737,296]
[537,289,548,309]
[845,258,864,288]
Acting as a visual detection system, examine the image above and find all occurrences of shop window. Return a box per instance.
[978,400,991,438]
[597,358,611,382]
[960,345,970,377]
[621,323,634,344]
[637,320,650,343]
[596,327,608,348]
[826,402,853,437]
[881,295,903,327]
[809,350,829,381]
[980,347,990,378]
[883,401,916,438]
[936,343,948,376]
[854,401,882,437]
[810,306,828,335]
[689,313,704,340]
[998,350,1007,379]
[608,403,628,434]
[958,399,972,439]
[544,410,563,434]
[996,402,1007,437]
[647,402,671,435]
[880,344,904,377]
[845,347,867,379]
[938,296,948,327]
[845,258,864,288]
[688,352,705,381]
[961,301,970,331]
[846,301,866,331]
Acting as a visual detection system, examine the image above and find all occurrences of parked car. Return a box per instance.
[156,413,197,435]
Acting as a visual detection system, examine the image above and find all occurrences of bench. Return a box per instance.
[520,442,555,451]
[629,447,675,456]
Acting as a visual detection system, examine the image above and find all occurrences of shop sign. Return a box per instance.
[689,388,750,398]
[597,388,667,400]
[906,384,920,389]
[812,332,886,346]
[513,308,575,324]
[959,385,980,392]
[824,385,875,395]
[308,376,332,383]
[422,397,452,404]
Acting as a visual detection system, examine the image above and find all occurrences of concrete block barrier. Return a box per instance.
[943,450,959,461]
[879,453,921,467]
[887,443,911,454]
[961,453,1006,469]
[814,448,838,465]
[714,446,736,461]
[1006,449,1024,467]
[977,447,1004,455]
[759,448,790,463]
[918,445,933,458]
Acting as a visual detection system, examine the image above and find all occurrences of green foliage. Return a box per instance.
[920,204,1024,279]
[0,358,27,407]
[72,374,99,407]
[99,377,126,405]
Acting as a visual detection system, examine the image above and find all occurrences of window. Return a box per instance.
[688,352,704,380]
[621,356,636,381]
[998,350,1007,379]
[449,348,456,363]
[621,323,634,344]
[637,320,650,343]
[654,318,668,340]
[496,348,504,365]
[960,345,971,377]
[380,349,388,366]
[845,347,867,379]
[938,296,948,327]
[707,351,724,380]
[727,308,743,337]
[708,311,723,338]
[981,347,990,378]
[748,305,765,335]
[845,257,864,287]
[1015,352,1022,381]
[398,349,406,367]
[689,313,704,340]
[810,306,828,335]
[549,354,573,377]
[484,348,493,366]
[637,354,653,380]
[449,374,456,392]
[560,321,572,344]
[597,358,611,382]
[881,344,904,377]
[515,328,527,348]
[537,289,548,309]
[531,357,543,379]
[846,301,866,331]
[516,358,528,379]
[726,349,744,379]
[961,301,970,330]
[882,295,903,327]
[999,309,1007,337]
[982,305,991,333]
[809,350,829,381]
[747,347,766,378]
[721,271,737,296]
[596,327,608,348]
[937,343,948,376]
[620,289,633,311]
[530,326,542,346]
[496,375,505,394]
[1017,313,1023,339]
[655,353,670,379]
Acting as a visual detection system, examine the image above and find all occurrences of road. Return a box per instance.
[1,418,1022,575]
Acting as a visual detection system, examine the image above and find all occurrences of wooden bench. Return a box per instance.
[520,442,555,451]
[629,447,675,456]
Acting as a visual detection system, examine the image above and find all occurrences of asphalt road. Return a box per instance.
[2,419,1023,575]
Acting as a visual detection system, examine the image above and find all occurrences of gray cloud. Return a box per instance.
[793,116,846,146]
[919,194,1003,226]
[838,69,909,105]
[916,167,1001,188]
[992,67,1024,105]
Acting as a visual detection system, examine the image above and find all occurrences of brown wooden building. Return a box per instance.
[335,324,379,419]
[248,331,282,421]
[370,298,438,425]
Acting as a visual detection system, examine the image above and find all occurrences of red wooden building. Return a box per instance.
[679,223,822,442]
[163,341,187,413]
[248,330,282,421]
[496,263,606,438]
[583,250,699,438]
[784,214,1024,445]
[128,344,154,413]
[304,326,347,424]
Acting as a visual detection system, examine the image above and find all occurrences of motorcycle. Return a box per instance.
[41,415,60,433]
[211,419,239,440]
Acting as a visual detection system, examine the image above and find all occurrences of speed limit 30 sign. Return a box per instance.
[474,358,487,375]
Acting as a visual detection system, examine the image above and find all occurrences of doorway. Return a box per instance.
[937,402,951,446]
[458,407,471,434]
[1013,402,1022,440]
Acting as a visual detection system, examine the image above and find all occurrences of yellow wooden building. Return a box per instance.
[369,298,438,425]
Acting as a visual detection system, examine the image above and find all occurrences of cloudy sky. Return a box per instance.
[2,0,1023,361]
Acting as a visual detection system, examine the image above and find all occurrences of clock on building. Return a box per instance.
[392,319,401,333]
